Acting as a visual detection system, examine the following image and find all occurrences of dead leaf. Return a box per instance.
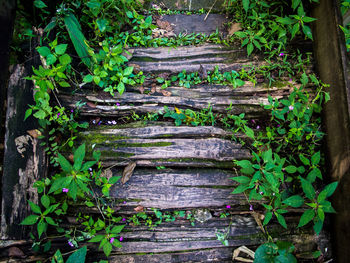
[161,90,172,96]
[128,63,141,74]
[232,246,255,262]
[87,102,96,108]
[121,162,136,184]
[27,129,41,139]
[134,205,144,212]
[198,64,207,79]
[68,154,74,163]
[101,169,113,180]
[138,86,145,94]
[228,23,242,37]
[8,247,25,258]
[252,211,265,233]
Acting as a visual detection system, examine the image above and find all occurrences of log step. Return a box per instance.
[150,0,227,12]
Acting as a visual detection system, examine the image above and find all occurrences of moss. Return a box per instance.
[114,141,173,148]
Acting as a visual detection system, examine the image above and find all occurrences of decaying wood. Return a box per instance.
[1,65,47,239]
[128,44,259,73]
[160,14,228,36]
[150,0,227,12]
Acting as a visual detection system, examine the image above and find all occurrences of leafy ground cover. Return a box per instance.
[9,0,343,262]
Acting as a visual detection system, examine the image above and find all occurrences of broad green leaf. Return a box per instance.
[58,81,70,87]
[52,249,64,263]
[276,16,295,25]
[126,11,133,18]
[45,216,58,226]
[298,209,315,227]
[123,66,134,76]
[232,184,249,194]
[299,154,310,166]
[55,44,68,55]
[230,176,250,184]
[64,12,91,67]
[81,161,96,171]
[283,195,304,208]
[300,177,316,200]
[285,165,297,173]
[58,153,72,173]
[117,82,125,95]
[275,213,287,229]
[73,144,86,171]
[111,225,125,234]
[28,200,41,214]
[37,46,51,57]
[307,168,322,182]
[292,0,301,9]
[20,215,39,225]
[242,0,250,12]
[313,218,323,235]
[66,246,87,263]
[291,23,300,39]
[109,176,121,184]
[263,211,273,226]
[311,151,321,166]
[235,160,254,175]
[317,207,325,221]
[320,200,336,213]
[322,181,338,198]
[103,242,113,257]
[83,74,94,83]
[59,54,72,65]
[41,195,50,208]
[89,235,105,243]
[69,181,78,201]
[302,16,317,23]
[254,243,278,262]
[34,0,47,9]
[46,54,57,65]
[302,25,313,40]
[247,42,254,56]
[49,177,68,194]
[96,18,108,32]
[37,220,47,238]
[24,108,32,121]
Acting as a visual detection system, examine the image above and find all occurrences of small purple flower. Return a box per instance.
[116,102,120,106]
[277,124,280,128]
[289,105,294,111]
[71,109,74,113]
[110,237,115,243]
[289,79,293,82]
[226,205,231,209]
[119,236,123,242]
[68,241,74,247]
[259,191,264,195]
[123,201,127,204]
[98,121,102,125]
[249,205,253,211]
[279,53,284,57]
[122,218,126,222]
[57,113,61,118]
[256,125,260,130]
[251,119,256,124]
[89,168,92,172]
[62,188,69,193]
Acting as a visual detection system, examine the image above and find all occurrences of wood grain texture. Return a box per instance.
[150,0,227,11]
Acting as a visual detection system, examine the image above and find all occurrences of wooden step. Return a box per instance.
[150,0,226,12]
[128,44,257,73]
[79,125,250,168]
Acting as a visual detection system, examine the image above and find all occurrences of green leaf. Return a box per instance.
[321,181,338,198]
[37,220,48,238]
[283,195,304,208]
[117,82,125,95]
[254,243,278,262]
[235,160,255,175]
[291,23,300,39]
[66,246,87,263]
[73,144,85,171]
[55,44,68,55]
[24,108,32,121]
[242,0,250,12]
[59,54,72,65]
[111,225,125,234]
[52,249,64,263]
[263,211,273,226]
[103,242,113,257]
[292,0,301,9]
[298,209,315,227]
[37,46,51,57]
[320,200,336,213]
[58,153,72,173]
[46,54,57,65]
[275,213,287,229]
[230,176,250,184]
[276,16,295,25]
[109,176,121,184]
[41,195,50,209]
[20,215,39,225]
[28,200,41,214]
[247,42,254,56]
[126,11,133,18]
[300,177,316,200]
[96,18,108,32]
[313,218,323,235]
[302,25,313,40]
[311,151,321,166]
[89,235,105,243]
[45,216,58,226]
[69,181,78,201]
[307,168,322,182]
[83,75,94,83]
[123,66,134,76]
[48,177,67,194]
[302,16,317,23]
[58,81,70,87]
[232,184,249,194]
[285,165,297,173]
[64,12,91,67]
[34,0,47,9]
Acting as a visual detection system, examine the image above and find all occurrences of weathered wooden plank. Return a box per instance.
[59,82,297,117]
[79,126,250,168]
[161,14,228,36]
[108,168,244,209]
[150,0,226,11]
[1,65,47,239]
[128,44,256,73]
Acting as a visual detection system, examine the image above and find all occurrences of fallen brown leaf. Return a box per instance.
[138,86,145,94]
[252,211,265,233]
[27,129,41,139]
[101,169,113,180]
[228,23,242,37]
[134,205,144,212]
[161,90,172,96]
[121,162,136,184]
[87,102,97,108]
[129,63,141,74]
[8,247,25,258]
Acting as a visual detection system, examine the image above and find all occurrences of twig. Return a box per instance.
[204,0,218,21]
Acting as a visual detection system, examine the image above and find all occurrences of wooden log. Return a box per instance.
[160,14,228,36]
[150,0,227,12]
[59,82,297,117]
[0,65,47,239]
